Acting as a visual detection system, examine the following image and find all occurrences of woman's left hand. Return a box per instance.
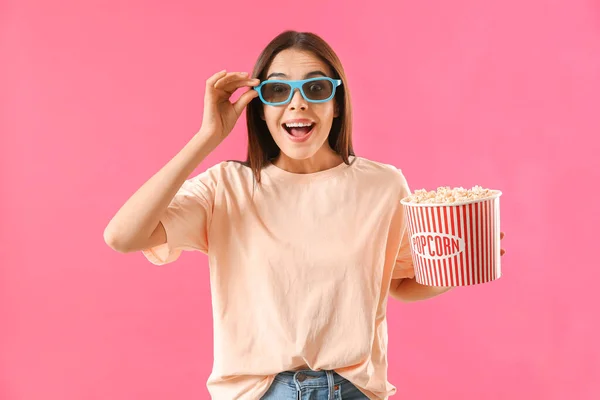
[500,232,506,256]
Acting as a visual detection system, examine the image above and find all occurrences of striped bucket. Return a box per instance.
[400,191,502,287]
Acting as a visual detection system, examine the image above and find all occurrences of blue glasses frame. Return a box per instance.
[253,77,343,106]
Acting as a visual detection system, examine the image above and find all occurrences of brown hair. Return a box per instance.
[230,30,355,185]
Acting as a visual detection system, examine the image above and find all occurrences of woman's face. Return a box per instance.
[262,48,339,161]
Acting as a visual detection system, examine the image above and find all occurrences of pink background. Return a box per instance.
[2,0,598,399]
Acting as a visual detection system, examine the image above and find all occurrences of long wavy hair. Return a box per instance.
[230,30,355,185]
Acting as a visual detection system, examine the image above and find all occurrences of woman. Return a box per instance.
[104,30,505,400]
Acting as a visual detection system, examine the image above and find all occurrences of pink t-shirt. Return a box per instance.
[142,155,415,399]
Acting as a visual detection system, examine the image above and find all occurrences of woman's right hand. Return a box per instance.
[199,70,260,143]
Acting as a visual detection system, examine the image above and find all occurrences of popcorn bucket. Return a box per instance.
[400,191,502,286]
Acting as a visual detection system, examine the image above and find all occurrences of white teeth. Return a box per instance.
[285,122,313,128]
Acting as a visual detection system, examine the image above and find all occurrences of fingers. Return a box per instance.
[233,88,260,115]
[214,72,251,89]
[224,78,260,94]
[500,232,505,240]
[216,74,260,94]
[206,70,228,87]
[214,71,247,87]
[500,249,506,256]
[205,70,256,91]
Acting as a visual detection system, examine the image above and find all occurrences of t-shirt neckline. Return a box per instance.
[264,155,357,182]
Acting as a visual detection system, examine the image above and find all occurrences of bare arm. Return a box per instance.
[103,132,220,253]
[389,278,453,302]
[103,70,259,254]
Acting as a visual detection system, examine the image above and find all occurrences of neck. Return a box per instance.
[273,148,343,174]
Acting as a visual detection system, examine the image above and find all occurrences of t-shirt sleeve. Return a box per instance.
[141,167,217,265]
[392,168,416,279]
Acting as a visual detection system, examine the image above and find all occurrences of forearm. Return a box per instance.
[103,131,219,251]
[389,278,453,302]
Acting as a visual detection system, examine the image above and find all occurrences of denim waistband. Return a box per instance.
[273,369,348,389]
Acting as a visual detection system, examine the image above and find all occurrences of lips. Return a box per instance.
[282,123,316,143]
[282,118,315,125]
[283,123,315,137]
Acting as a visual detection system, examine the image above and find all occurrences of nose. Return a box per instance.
[288,88,307,110]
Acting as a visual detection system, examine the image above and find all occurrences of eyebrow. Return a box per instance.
[266,70,328,80]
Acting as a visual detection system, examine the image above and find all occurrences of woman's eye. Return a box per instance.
[273,85,287,92]
[309,84,323,92]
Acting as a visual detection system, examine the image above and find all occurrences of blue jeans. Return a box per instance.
[260,369,369,399]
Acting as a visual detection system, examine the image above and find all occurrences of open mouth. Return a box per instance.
[282,123,316,139]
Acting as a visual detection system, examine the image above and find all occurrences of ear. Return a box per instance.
[334,102,340,118]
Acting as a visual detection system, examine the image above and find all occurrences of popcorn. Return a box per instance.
[403,185,499,204]
[400,186,503,287]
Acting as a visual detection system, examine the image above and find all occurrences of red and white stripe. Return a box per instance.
[402,194,502,287]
